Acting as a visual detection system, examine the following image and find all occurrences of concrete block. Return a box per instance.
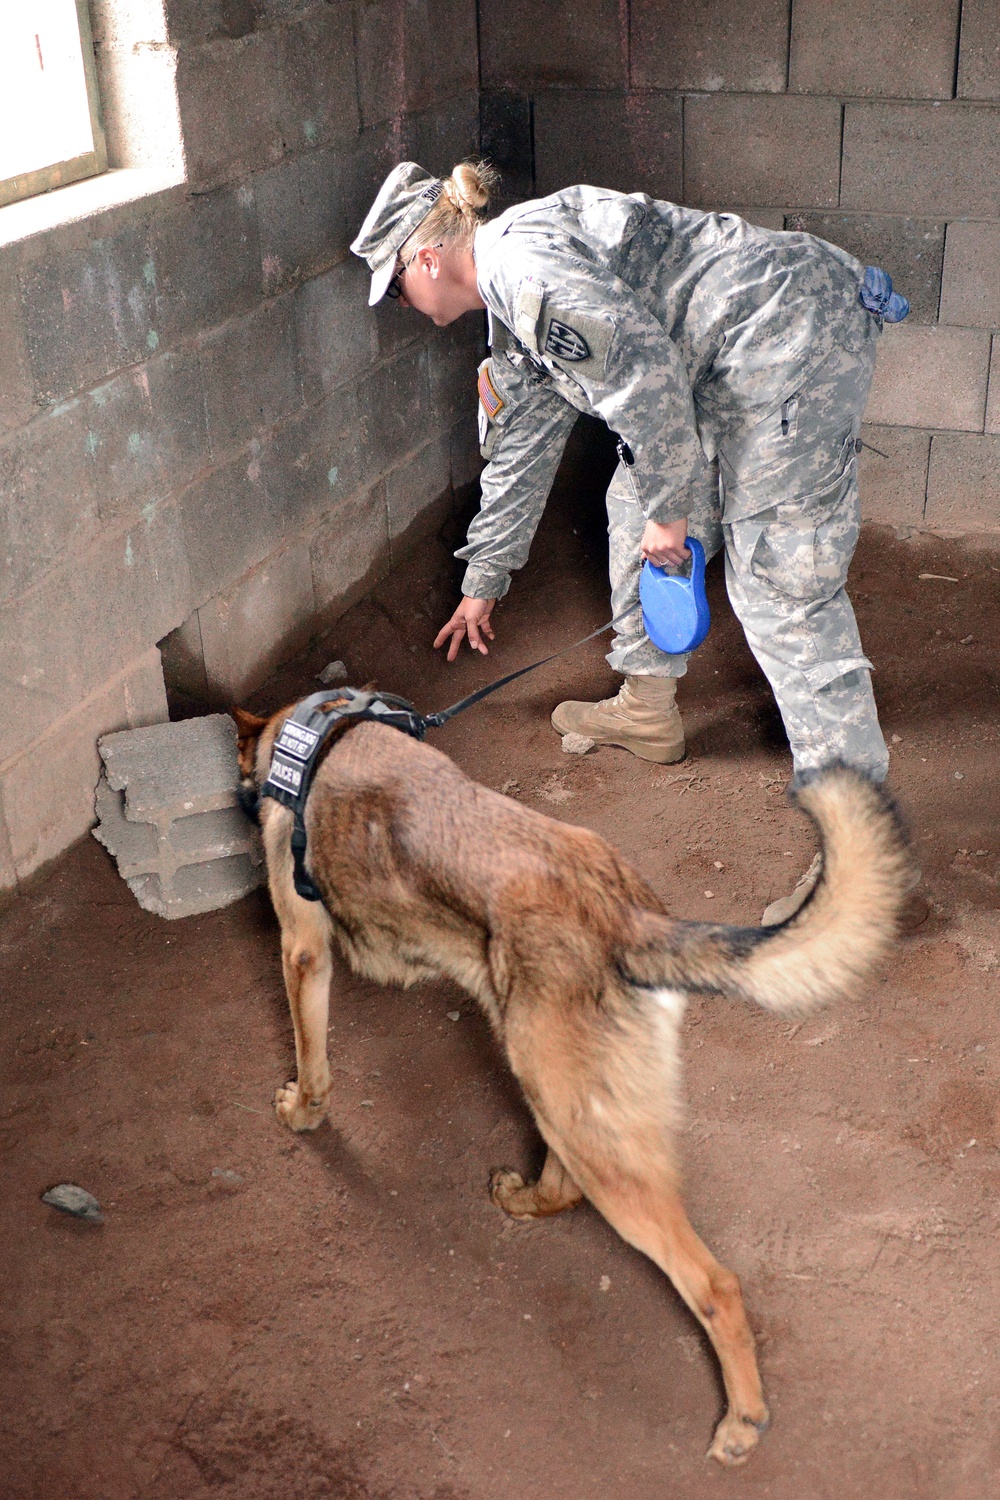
[150,184,262,345]
[385,438,451,541]
[987,337,1000,434]
[276,6,361,152]
[172,30,281,189]
[866,324,991,431]
[163,0,257,44]
[180,449,282,609]
[684,95,842,211]
[426,323,482,430]
[450,415,484,492]
[357,345,430,470]
[534,90,683,201]
[199,297,302,461]
[95,39,185,174]
[632,0,789,93]
[0,570,87,764]
[925,433,1000,531]
[404,91,482,182]
[0,252,36,435]
[480,0,625,90]
[940,222,1000,328]
[480,90,534,205]
[726,209,788,232]
[196,541,316,700]
[0,396,98,606]
[858,425,930,529]
[842,103,1000,218]
[957,0,1000,100]
[1,647,167,882]
[255,147,347,294]
[310,480,391,615]
[295,259,378,398]
[93,712,262,917]
[357,0,480,127]
[785,214,945,324]
[75,497,193,694]
[790,0,960,99]
[263,385,373,533]
[82,349,209,528]
[20,220,157,403]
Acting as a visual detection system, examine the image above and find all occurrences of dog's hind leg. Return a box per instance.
[489,1148,584,1220]
[274,898,335,1132]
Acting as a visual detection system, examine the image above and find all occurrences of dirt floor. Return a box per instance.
[3,427,1000,1500]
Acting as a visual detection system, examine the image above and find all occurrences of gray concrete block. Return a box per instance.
[842,103,1000,218]
[987,337,1000,434]
[164,0,257,43]
[403,92,482,183]
[684,95,842,210]
[276,7,361,151]
[790,0,960,99]
[75,498,193,694]
[725,209,788,232]
[785,214,945,325]
[632,0,789,93]
[255,147,347,294]
[385,438,451,541]
[858,425,930,529]
[0,570,88,764]
[534,90,683,201]
[172,30,281,189]
[82,349,209,528]
[357,0,479,127]
[957,0,1000,100]
[20,220,157,403]
[450,415,484,492]
[940,222,1000,329]
[358,345,431,470]
[196,541,316,699]
[93,712,262,918]
[426,323,482,430]
[179,449,282,609]
[0,253,36,436]
[480,90,534,205]
[310,480,391,614]
[295,259,378,398]
[925,433,1000,531]
[0,396,98,605]
[150,184,262,345]
[480,0,625,90]
[263,385,373,533]
[866,324,992,431]
[1,647,167,882]
[199,297,302,461]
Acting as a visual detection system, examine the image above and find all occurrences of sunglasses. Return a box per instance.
[384,243,444,301]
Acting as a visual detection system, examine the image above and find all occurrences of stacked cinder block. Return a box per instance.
[93,714,263,919]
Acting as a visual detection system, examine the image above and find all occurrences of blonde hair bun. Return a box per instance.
[448,160,498,216]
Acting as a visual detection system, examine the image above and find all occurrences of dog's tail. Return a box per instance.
[620,764,911,1017]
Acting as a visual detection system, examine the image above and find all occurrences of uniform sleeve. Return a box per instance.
[456,354,578,601]
[482,248,709,524]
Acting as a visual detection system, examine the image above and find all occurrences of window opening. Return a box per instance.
[0,0,107,209]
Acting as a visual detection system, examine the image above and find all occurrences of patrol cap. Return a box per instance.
[350,162,444,306]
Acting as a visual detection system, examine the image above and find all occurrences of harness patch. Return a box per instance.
[478,362,504,420]
[545,319,591,362]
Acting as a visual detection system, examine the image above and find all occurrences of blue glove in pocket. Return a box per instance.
[640,538,711,655]
[860,265,910,323]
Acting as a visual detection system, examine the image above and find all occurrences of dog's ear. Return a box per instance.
[231,706,269,778]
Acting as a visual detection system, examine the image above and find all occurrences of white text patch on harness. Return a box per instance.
[545,319,590,361]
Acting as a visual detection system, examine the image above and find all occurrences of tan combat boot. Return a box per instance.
[550,675,685,764]
[761,852,929,931]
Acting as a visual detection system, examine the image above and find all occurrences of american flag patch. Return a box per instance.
[478,364,504,420]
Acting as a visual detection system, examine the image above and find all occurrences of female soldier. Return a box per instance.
[351,160,911,922]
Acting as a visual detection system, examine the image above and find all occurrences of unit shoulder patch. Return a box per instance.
[540,306,615,375]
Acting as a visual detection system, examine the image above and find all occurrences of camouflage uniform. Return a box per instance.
[460,186,888,779]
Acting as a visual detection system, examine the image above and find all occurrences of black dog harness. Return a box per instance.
[258,600,644,901]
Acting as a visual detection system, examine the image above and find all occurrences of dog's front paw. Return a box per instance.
[706,1408,769,1467]
[274,1082,328,1131]
[489,1168,534,1220]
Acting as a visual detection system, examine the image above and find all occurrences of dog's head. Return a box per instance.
[230,696,360,823]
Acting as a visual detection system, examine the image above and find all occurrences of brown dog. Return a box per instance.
[233,700,909,1465]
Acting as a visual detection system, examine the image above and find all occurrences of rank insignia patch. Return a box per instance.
[544,319,591,362]
[477,363,504,419]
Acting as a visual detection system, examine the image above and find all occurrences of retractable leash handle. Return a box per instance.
[639,539,711,655]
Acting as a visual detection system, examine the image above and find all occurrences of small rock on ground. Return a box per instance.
[42,1184,103,1223]
[561,733,595,755]
[317,660,349,686]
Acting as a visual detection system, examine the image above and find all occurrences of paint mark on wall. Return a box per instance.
[125,536,134,567]
[327,467,339,487]
[143,259,156,288]
[127,433,143,456]
[303,119,318,145]
[147,330,160,351]
[85,430,99,456]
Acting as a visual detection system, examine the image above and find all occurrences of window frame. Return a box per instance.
[0,0,109,211]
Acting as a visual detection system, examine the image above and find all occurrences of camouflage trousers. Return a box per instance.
[605,319,889,780]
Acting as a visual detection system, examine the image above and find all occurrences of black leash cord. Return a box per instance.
[423,600,642,729]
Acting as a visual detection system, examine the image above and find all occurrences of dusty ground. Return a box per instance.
[3,427,1000,1499]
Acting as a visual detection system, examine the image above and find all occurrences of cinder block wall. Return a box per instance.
[0,0,481,893]
[480,0,1000,537]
